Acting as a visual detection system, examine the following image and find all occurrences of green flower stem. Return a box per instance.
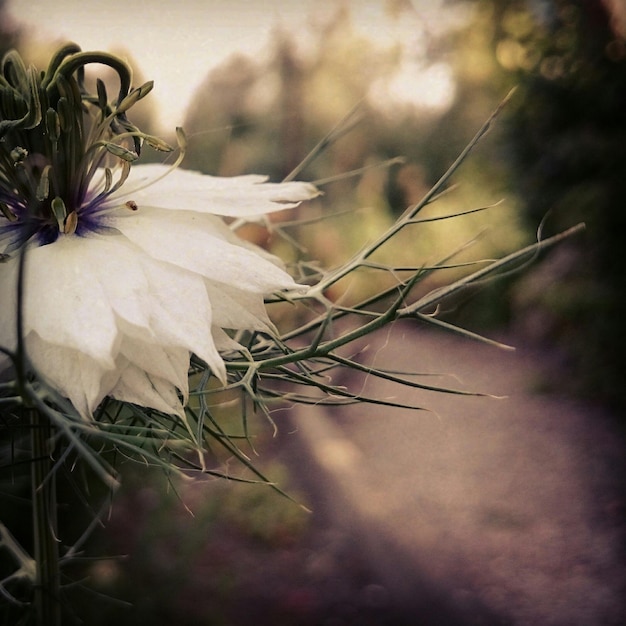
[300,90,519,298]
[230,223,585,376]
[30,409,61,626]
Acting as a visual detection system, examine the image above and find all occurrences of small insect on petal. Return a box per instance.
[125,201,138,211]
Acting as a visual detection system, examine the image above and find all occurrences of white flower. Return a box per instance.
[0,45,319,418]
[0,165,318,417]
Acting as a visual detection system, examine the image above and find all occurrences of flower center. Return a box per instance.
[0,43,173,255]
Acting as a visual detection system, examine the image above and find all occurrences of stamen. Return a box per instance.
[36,165,52,202]
[1,204,18,222]
[63,211,78,235]
[0,44,184,249]
[102,142,138,162]
[51,197,68,232]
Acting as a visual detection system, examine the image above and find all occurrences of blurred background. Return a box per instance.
[6,0,626,407]
[1,1,625,624]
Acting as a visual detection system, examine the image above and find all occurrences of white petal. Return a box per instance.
[24,236,119,368]
[80,237,154,330]
[26,332,114,417]
[211,326,247,354]
[132,252,227,383]
[115,164,320,217]
[110,361,185,417]
[117,332,190,398]
[204,280,275,332]
[62,233,227,383]
[113,208,299,293]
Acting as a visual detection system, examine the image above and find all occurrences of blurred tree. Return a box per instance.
[0,0,20,58]
[182,2,524,306]
[184,0,626,409]
[183,4,471,187]
[453,0,626,408]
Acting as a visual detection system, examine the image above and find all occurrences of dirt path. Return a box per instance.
[283,322,626,625]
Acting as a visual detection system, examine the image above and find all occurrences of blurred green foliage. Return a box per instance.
[181,0,626,409]
[181,3,527,313]
[458,0,626,408]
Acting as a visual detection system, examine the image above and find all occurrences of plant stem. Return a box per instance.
[30,409,61,626]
